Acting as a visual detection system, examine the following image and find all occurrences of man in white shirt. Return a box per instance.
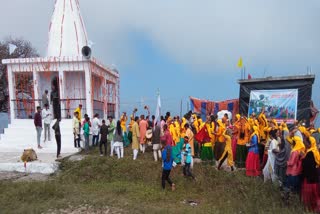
[263,130,279,183]
[42,103,52,142]
[92,113,101,147]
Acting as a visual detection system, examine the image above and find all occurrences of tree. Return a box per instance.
[0,37,39,112]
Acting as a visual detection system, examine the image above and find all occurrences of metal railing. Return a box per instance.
[11,99,41,119]
[11,98,109,119]
[93,99,104,119]
[107,103,116,118]
[60,98,86,119]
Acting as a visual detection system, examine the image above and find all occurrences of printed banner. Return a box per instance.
[248,89,298,124]
[190,97,239,121]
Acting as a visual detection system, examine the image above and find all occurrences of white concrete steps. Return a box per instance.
[1,131,74,138]
[0,143,78,153]
[0,113,9,138]
[0,119,80,174]
[0,119,79,154]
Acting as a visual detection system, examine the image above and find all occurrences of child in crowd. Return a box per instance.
[161,140,175,191]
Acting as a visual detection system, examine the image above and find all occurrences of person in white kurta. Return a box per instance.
[263,130,279,182]
[91,114,101,147]
[42,104,52,142]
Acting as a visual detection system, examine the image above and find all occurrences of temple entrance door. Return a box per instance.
[38,72,60,118]
[64,71,86,117]
[50,75,61,119]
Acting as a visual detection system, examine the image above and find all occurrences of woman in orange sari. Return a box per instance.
[235,117,250,168]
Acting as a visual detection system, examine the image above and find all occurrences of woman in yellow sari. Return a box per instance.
[200,116,214,161]
[301,136,320,212]
[213,119,226,161]
[245,126,261,177]
[286,135,305,193]
[217,129,234,171]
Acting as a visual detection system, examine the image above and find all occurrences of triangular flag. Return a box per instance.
[88,40,95,47]
[237,57,243,68]
[8,43,17,55]
[248,74,252,79]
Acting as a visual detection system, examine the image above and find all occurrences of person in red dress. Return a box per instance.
[246,126,261,177]
[301,136,320,213]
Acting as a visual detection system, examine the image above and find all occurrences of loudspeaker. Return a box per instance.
[81,46,91,59]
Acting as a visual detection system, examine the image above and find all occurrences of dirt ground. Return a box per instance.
[46,205,124,214]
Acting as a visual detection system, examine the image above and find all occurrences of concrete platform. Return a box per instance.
[0,119,80,174]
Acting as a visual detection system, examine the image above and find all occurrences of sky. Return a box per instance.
[0,0,319,124]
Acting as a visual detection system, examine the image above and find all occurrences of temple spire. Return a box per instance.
[47,0,88,57]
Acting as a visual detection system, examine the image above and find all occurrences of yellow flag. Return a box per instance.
[237,57,243,68]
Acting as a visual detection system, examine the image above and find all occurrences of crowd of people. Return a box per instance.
[34,100,320,213]
[33,89,61,158]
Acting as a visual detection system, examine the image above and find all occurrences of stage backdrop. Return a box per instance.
[248,89,298,124]
[238,75,315,126]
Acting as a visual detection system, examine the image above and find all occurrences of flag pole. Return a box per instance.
[155,88,161,126]
[241,67,244,80]
[241,67,243,80]
[180,99,182,118]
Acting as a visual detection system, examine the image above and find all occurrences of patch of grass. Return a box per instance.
[0,147,306,213]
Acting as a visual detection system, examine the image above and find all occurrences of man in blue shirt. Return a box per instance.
[161,142,175,191]
[182,136,195,180]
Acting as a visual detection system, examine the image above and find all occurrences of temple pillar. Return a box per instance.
[115,78,120,120]
[59,68,65,118]
[7,66,15,120]
[103,77,107,119]
[33,70,39,109]
[84,64,93,117]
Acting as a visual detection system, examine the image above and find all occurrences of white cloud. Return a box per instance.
[83,0,320,71]
[0,0,319,73]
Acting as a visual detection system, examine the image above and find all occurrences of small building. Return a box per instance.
[238,74,316,125]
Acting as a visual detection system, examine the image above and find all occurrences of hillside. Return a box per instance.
[0,148,306,214]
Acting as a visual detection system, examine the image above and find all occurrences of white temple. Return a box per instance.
[3,0,120,120]
[0,0,120,174]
